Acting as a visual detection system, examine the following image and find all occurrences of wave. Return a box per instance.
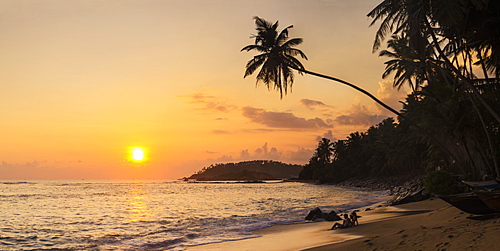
[1,180,389,251]
[2,181,30,185]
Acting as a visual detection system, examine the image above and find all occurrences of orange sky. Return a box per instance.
[0,0,408,180]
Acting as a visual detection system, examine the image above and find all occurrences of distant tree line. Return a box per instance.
[300,80,500,183]
[189,160,303,181]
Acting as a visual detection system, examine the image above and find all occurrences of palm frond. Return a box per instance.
[282,38,303,48]
[244,54,267,78]
[277,25,293,45]
[242,17,309,98]
[283,54,305,72]
[285,48,308,60]
[241,44,267,52]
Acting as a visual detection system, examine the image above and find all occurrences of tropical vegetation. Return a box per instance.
[242,0,500,183]
[188,160,303,181]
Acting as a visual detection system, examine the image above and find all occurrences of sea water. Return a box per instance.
[0,180,388,250]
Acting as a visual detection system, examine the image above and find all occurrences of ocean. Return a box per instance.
[0,180,388,250]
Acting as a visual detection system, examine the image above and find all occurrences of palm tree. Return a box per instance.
[241,17,307,99]
[368,0,500,177]
[368,0,500,124]
[241,16,401,116]
[316,138,334,165]
[241,16,465,176]
[379,35,429,91]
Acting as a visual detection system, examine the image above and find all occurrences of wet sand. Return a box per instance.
[187,198,500,251]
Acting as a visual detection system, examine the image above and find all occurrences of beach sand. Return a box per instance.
[187,198,500,251]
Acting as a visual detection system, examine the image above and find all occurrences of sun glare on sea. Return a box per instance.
[129,147,147,162]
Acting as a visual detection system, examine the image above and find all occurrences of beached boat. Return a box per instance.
[474,190,500,212]
[463,180,500,190]
[438,193,498,215]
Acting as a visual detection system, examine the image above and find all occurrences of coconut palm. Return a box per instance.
[380,35,429,91]
[316,138,334,165]
[241,16,401,116]
[241,17,307,99]
[368,0,500,177]
[241,16,466,177]
[368,0,500,123]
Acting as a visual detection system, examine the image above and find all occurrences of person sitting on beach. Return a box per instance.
[350,212,358,226]
[329,214,352,230]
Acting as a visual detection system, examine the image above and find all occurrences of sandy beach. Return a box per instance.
[187,198,500,251]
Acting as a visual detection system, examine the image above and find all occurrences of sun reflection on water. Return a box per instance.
[126,182,151,222]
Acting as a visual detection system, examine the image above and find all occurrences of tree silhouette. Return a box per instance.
[241,16,401,116]
[241,16,467,177]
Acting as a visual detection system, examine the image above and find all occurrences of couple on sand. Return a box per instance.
[329,212,358,230]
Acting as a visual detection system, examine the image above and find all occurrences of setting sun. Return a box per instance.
[130,148,146,162]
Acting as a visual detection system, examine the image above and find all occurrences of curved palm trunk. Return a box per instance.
[298,69,402,116]
[293,67,466,173]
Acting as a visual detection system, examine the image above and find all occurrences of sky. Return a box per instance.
[0,0,409,180]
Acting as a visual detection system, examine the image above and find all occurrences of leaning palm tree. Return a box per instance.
[241,17,307,99]
[242,16,400,116]
[241,16,462,172]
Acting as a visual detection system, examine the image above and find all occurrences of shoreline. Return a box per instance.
[187,198,500,251]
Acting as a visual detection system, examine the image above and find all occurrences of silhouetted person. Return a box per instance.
[329,214,352,230]
[350,212,358,226]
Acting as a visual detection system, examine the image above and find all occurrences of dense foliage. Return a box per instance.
[188,160,303,181]
[424,170,461,195]
[301,83,500,183]
[243,0,500,184]
[367,0,500,180]
[300,118,429,183]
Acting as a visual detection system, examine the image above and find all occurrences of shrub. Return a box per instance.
[425,170,459,195]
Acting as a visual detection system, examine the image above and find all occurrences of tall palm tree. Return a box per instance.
[241,17,307,99]
[368,0,500,177]
[316,138,334,165]
[368,0,500,123]
[241,16,401,116]
[380,35,429,91]
[241,16,463,175]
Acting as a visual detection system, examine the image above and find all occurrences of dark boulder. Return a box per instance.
[323,210,341,221]
[305,207,323,221]
[305,207,341,221]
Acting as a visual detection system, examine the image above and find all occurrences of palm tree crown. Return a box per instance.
[241,16,307,98]
[242,16,402,116]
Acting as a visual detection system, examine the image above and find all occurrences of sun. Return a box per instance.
[129,147,146,162]
[132,149,144,161]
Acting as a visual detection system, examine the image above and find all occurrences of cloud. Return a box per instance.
[209,143,313,164]
[284,147,314,162]
[254,142,282,159]
[376,80,408,115]
[1,160,40,168]
[300,99,338,118]
[211,155,235,162]
[239,149,251,160]
[300,99,331,110]
[212,130,230,134]
[316,130,337,142]
[242,106,332,129]
[237,143,283,160]
[182,92,235,112]
[335,103,387,126]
